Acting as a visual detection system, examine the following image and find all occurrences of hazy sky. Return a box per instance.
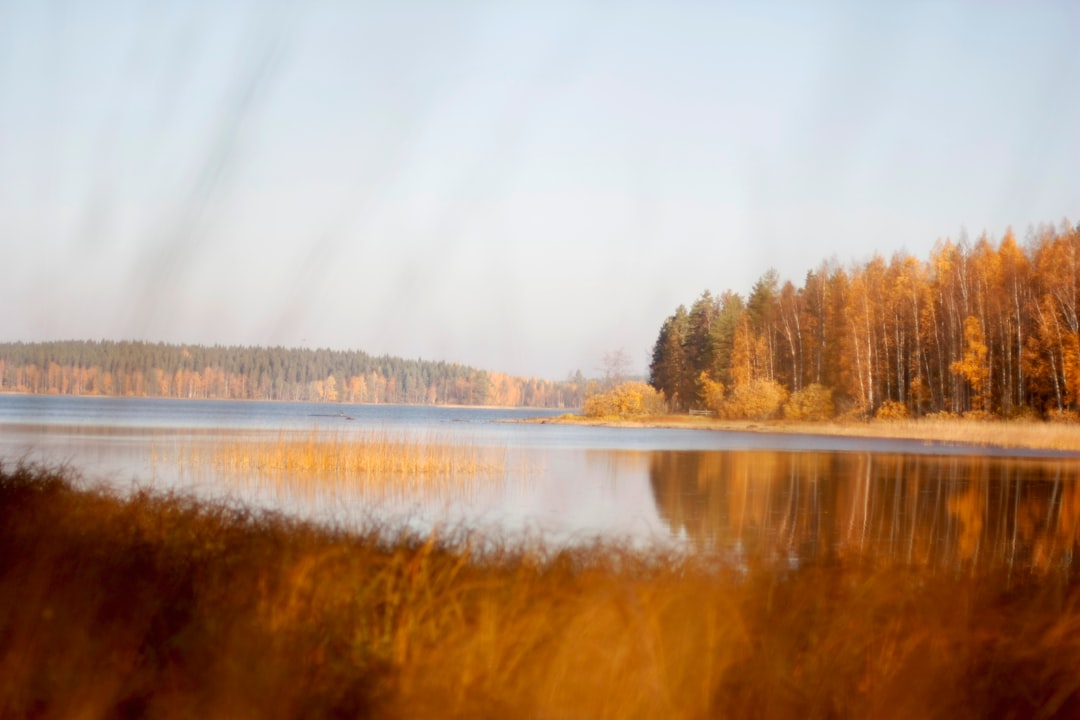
[2,1,1078,379]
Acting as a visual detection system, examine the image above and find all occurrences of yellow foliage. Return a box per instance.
[718,379,789,420]
[783,384,835,421]
[874,400,910,421]
[1064,332,1080,408]
[697,372,726,413]
[324,374,339,402]
[950,316,990,412]
[730,318,754,387]
[582,382,667,418]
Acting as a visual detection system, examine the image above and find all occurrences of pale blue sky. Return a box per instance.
[1,1,1078,379]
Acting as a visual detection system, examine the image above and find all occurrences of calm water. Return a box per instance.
[3,394,1080,569]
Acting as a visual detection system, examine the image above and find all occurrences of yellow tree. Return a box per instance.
[951,316,990,412]
[929,238,969,412]
[844,268,875,413]
[969,233,1004,412]
[823,264,855,406]
[997,230,1032,411]
[1026,295,1065,412]
[777,280,804,391]
[348,375,367,403]
[1028,225,1080,414]
[153,369,169,397]
[892,253,932,413]
[324,375,338,402]
[730,313,755,387]
[1064,332,1080,409]
[698,372,725,413]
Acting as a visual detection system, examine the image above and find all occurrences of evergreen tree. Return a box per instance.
[649,306,690,410]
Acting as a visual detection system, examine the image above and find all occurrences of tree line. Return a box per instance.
[650,220,1080,419]
[0,340,587,408]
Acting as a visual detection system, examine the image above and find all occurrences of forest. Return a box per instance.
[650,220,1080,420]
[0,341,586,408]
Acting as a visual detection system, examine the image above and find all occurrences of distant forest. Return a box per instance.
[0,341,587,408]
[650,220,1080,419]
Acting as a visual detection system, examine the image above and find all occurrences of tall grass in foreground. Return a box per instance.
[4,463,1080,719]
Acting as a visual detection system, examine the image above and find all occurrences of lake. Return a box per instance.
[3,394,1079,570]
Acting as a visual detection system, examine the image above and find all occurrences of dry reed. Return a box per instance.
[4,462,1080,719]
[162,428,507,492]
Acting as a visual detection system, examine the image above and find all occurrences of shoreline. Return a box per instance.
[0,391,554,412]
[6,389,1080,454]
[523,413,1080,454]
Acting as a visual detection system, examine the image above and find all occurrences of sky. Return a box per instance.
[1,1,1078,380]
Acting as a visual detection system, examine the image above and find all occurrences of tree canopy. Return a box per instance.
[0,341,585,408]
[650,220,1080,419]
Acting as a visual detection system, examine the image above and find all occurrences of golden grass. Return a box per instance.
[534,413,1080,452]
[808,416,1080,452]
[160,429,507,494]
[4,462,1080,719]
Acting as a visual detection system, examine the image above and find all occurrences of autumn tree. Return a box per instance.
[645,218,1077,421]
[583,381,667,418]
[783,383,835,421]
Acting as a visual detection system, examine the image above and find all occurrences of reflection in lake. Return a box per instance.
[650,450,1080,572]
[7,396,1080,566]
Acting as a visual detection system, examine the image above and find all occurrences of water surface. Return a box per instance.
[3,394,1079,570]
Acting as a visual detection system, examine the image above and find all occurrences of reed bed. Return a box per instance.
[165,429,507,489]
[4,463,1080,719]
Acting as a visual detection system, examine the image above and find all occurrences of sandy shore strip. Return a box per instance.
[520,413,1080,454]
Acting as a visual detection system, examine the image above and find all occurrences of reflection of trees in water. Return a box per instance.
[583,450,650,487]
[649,451,1080,572]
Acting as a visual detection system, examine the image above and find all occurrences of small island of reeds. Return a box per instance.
[160,429,508,498]
[3,462,1080,719]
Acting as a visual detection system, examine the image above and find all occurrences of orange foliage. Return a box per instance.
[652,220,1080,419]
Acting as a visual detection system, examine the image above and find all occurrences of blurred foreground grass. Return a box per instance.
[3,462,1080,719]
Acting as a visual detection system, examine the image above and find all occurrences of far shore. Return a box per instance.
[0,391,523,411]
[524,413,1080,453]
[6,390,1080,454]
